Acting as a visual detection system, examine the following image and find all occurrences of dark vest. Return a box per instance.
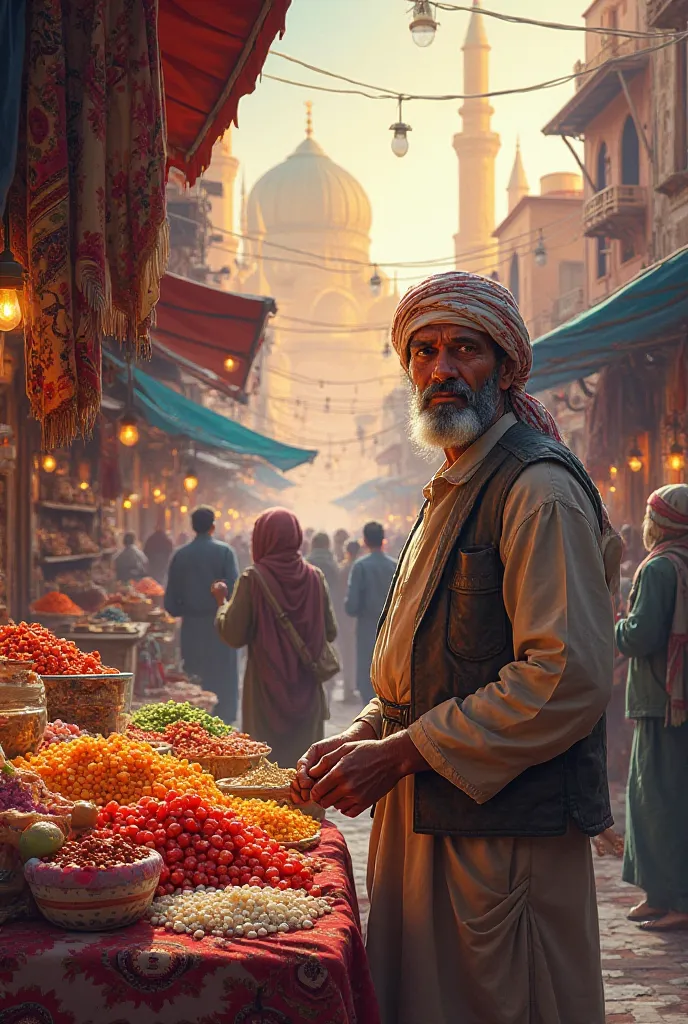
[381,421,613,839]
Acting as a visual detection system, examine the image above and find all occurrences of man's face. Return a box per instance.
[407,323,514,452]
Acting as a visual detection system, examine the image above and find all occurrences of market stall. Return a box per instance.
[0,822,376,1024]
[0,621,377,1024]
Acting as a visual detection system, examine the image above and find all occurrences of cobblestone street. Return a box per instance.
[324,689,688,1022]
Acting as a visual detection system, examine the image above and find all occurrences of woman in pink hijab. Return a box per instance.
[213,508,337,767]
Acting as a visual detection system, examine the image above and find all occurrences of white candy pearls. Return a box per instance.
[148,883,332,941]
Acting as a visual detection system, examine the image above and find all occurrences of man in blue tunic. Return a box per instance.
[344,522,396,702]
[164,506,239,723]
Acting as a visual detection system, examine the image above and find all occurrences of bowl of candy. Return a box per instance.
[24,830,163,930]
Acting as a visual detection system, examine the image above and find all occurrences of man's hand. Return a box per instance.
[211,581,229,606]
[291,721,377,805]
[308,730,429,817]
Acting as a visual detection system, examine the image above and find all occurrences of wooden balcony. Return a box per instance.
[583,185,647,238]
[647,0,688,29]
[552,287,585,327]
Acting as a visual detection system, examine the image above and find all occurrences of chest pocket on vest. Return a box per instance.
[447,546,507,661]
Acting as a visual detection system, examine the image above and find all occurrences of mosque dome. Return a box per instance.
[247,133,372,243]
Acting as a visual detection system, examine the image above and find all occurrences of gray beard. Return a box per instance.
[408,370,501,456]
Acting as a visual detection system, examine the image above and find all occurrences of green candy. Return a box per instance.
[131,700,231,737]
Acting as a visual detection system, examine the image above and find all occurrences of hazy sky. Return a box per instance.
[231,0,589,282]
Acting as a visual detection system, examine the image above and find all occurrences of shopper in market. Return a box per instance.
[212,507,337,767]
[292,271,621,1024]
[143,523,174,584]
[114,531,149,583]
[616,484,688,933]
[344,522,396,704]
[338,539,362,703]
[164,506,239,724]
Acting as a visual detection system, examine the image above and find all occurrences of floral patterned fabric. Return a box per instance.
[9,0,168,449]
[0,822,380,1024]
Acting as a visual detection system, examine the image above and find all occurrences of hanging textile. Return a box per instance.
[9,0,168,449]
[0,0,25,218]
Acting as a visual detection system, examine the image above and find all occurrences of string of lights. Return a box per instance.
[168,204,584,272]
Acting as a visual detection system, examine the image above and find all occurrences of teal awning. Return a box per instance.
[253,463,295,491]
[107,355,317,472]
[332,477,386,511]
[530,246,688,392]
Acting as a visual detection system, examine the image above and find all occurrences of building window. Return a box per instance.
[596,142,609,191]
[509,253,520,304]
[622,240,636,263]
[597,237,608,279]
[677,39,688,172]
[621,116,640,185]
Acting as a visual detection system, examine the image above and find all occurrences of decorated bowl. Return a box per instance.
[191,748,271,780]
[24,848,163,931]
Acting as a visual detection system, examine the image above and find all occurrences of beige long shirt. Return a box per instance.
[357,413,616,1024]
[359,411,615,803]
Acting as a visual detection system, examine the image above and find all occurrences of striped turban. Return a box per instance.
[647,484,688,538]
[391,270,561,440]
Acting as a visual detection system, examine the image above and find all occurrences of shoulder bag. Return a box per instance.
[250,568,340,683]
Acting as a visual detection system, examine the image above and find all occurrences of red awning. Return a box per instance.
[154,273,275,394]
[160,0,291,185]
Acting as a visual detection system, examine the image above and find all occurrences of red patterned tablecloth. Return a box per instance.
[0,821,380,1024]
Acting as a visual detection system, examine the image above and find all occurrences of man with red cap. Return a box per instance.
[292,271,620,1024]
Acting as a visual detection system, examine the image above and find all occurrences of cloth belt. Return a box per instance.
[380,698,411,729]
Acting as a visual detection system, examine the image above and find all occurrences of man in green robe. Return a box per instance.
[616,483,688,932]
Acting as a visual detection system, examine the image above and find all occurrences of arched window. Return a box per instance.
[596,142,609,191]
[508,253,520,304]
[621,116,640,185]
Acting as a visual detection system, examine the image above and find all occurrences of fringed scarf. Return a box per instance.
[9,0,168,450]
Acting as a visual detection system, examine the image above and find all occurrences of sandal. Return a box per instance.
[627,902,665,921]
[638,913,688,932]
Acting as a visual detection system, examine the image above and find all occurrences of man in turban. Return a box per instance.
[292,272,619,1024]
[617,484,688,933]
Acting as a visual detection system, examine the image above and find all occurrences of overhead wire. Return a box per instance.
[168,204,585,271]
[266,33,686,102]
[430,5,670,39]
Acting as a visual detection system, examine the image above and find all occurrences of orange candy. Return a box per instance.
[13,733,227,807]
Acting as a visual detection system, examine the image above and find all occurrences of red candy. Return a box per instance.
[97,791,321,899]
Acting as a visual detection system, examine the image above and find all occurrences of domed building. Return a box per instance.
[233,111,401,524]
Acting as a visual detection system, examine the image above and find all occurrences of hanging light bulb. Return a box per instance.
[118,413,139,447]
[0,290,21,332]
[41,454,57,473]
[668,441,685,472]
[183,468,199,493]
[0,206,23,332]
[390,97,412,158]
[409,1,438,46]
[369,265,382,297]
[534,229,547,267]
[627,442,643,473]
[180,504,188,514]
[223,356,236,372]
[123,498,132,510]
[609,465,618,479]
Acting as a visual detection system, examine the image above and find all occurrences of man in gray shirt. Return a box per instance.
[115,532,149,583]
[344,521,396,703]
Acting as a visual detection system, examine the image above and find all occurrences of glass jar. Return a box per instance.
[0,659,48,758]
[42,672,133,736]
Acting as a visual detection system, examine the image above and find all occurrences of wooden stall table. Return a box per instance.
[0,822,380,1024]
[57,623,150,676]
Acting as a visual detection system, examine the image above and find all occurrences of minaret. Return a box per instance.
[453,0,500,273]
[507,139,529,212]
[205,128,240,276]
